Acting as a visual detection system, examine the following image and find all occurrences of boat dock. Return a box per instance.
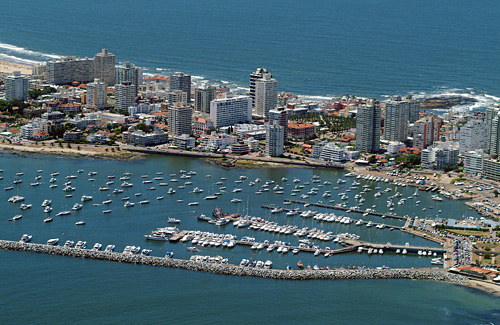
[282,199,407,220]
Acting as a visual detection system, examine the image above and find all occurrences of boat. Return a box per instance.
[75,241,86,249]
[92,243,102,251]
[20,204,32,210]
[72,203,83,211]
[56,211,71,216]
[124,201,135,207]
[105,245,115,252]
[75,220,86,225]
[188,202,199,206]
[139,200,150,205]
[121,182,133,188]
[8,195,25,203]
[176,199,184,203]
[47,238,59,245]
[44,217,53,223]
[165,252,174,258]
[103,209,112,214]
[270,207,283,213]
[168,218,181,223]
[20,234,32,242]
[167,188,176,194]
[102,199,112,205]
[230,198,242,203]
[64,240,75,247]
[41,199,52,207]
[204,196,218,200]
[157,196,165,200]
[297,261,304,268]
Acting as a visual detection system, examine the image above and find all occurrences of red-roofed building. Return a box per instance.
[288,122,316,138]
[302,143,313,154]
[399,147,421,156]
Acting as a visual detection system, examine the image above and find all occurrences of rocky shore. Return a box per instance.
[0,240,468,283]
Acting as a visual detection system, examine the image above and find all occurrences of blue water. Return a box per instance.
[0,0,499,106]
[0,152,500,323]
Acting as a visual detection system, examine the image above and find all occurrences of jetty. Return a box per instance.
[0,240,466,283]
[282,199,407,220]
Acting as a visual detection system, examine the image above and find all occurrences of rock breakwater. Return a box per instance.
[0,240,468,283]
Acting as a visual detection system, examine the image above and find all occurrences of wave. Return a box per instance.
[0,42,62,60]
[0,53,42,65]
[409,87,499,112]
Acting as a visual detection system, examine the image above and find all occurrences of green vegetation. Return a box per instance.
[0,98,31,115]
[28,87,57,100]
[395,154,420,169]
[136,122,155,133]
[288,112,356,133]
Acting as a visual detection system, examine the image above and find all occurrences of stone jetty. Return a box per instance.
[0,240,468,283]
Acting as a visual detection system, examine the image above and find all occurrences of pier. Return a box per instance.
[282,199,407,220]
[0,240,466,283]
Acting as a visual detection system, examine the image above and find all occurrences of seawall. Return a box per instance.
[0,240,467,283]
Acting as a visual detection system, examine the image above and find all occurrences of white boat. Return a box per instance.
[72,203,83,211]
[270,207,283,213]
[75,220,86,225]
[167,188,176,194]
[81,195,93,202]
[92,243,102,251]
[12,214,22,221]
[43,217,53,223]
[41,199,52,207]
[105,245,115,252]
[56,211,71,216]
[168,218,181,223]
[121,182,133,188]
[20,234,32,242]
[188,202,199,206]
[231,198,242,203]
[139,200,150,205]
[47,238,59,245]
[124,201,135,207]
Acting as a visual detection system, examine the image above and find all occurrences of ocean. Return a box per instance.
[0,0,499,110]
[1,0,500,322]
[0,153,499,323]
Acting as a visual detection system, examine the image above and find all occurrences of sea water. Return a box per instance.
[0,152,499,323]
[0,0,499,108]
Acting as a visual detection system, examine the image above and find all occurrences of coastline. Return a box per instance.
[0,60,32,76]
[0,143,145,160]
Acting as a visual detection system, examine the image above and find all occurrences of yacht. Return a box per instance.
[124,201,135,207]
[188,201,199,206]
[47,238,59,245]
[72,203,83,211]
[167,188,176,194]
[44,216,53,223]
[168,218,181,223]
[41,199,52,207]
[20,234,32,243]
[12,214,23,221]
[230,198,242,203]
[75,241,86,249]
[105,245,115,252]
[204,196,218,200]
[270,207,283,213]
[92,243,102,251]
[64,240,75,247]
[102,199,112,205]
[56,211,71,216]
[139,200,150,205]
[192,187,204,193]
[75,220,86,226]
[121,182,133,188]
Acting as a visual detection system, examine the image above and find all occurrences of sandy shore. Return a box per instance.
[0,143,144,160]
[0,60,33,76]
[460,280,500,296]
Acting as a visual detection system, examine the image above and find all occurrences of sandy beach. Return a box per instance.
[0,60,33,76]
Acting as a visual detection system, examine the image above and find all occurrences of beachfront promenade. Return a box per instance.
[0,240,465,283]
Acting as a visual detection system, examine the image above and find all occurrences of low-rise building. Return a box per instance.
[482,158,500,181]
[287,121,316,138]
[230,142,250,155]
[173,134,196,150]
[63,130,84,142]
[387,141,406,156]
[127,130,168,146]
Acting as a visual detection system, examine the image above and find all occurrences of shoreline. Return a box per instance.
[0,60,32,76]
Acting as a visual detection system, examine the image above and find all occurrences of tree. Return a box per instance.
[368,155,377,164]
[494,189,499,198]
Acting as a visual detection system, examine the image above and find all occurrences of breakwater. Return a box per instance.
[0,240,467,283]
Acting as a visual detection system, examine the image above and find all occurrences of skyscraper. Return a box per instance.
[194,84,216,114]
[115,61,143,96]
[5,71,29,101]
[87,78,107,107]
[405,94,421,123]
[413,115,441,149]
[168,106,192,136]
[94,49,115,85]
[254,73,277,118]
[170,72,191,102]
[250,68,271,111]
[459,120,488,155]
[265,121,284,157]
[268,108,288,141]
[355,99,381,153]
[384,96,409,143]
[115,81,135,112]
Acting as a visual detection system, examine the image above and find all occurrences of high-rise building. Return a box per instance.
[405,94,421,123]
[487,103,500,154]
[459,120,488,155]
[384,96,409,143]
[87,78,107,107]
[168,106,192,136]
[265,121,284,157]
[167,90,188,105]
[5,71,29,101]
[46,56,94,85]
[115,61,143,96]
[93,49,115,85]
[210,95,252,128]
[115,81,135,112]
[355,99,381,153]
[268,108,288,141]
[413,115,441,149]
[194,84,216,114]
[170,72,191,102]
[250,68,272,111]
[254,73,277,118]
